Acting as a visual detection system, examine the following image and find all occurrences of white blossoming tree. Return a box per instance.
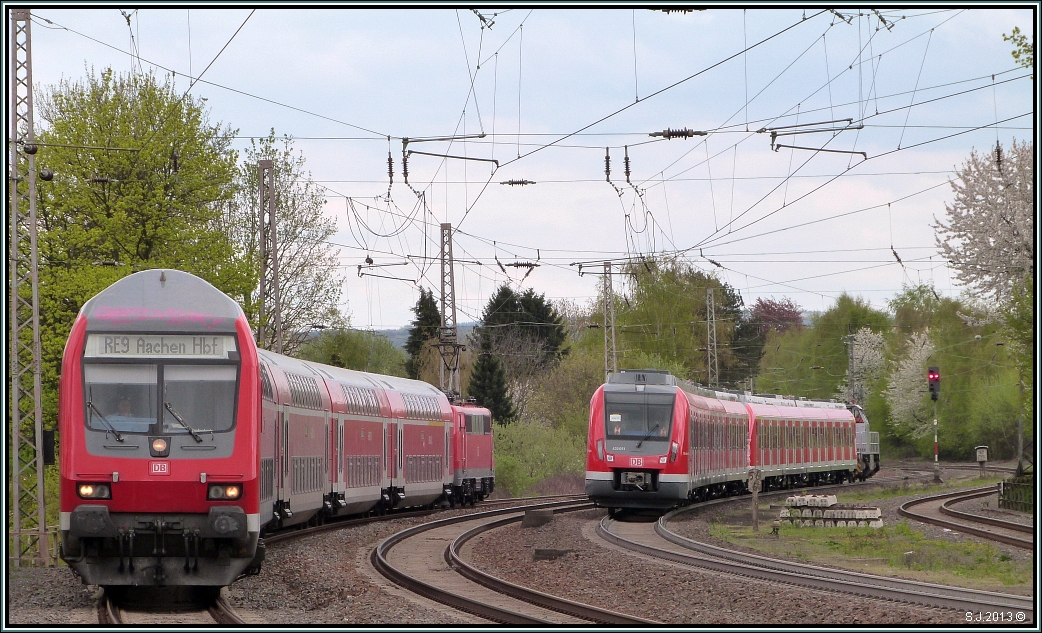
[934,140,1034,306]
[836,327,886,405]
[885,331,935,439]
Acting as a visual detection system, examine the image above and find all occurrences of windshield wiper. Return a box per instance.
[164,401,204,443]
[635,423,660,449]
[87,400,124,442]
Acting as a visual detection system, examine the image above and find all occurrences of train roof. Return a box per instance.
[606,370,847,411]
[258,348,447,400]
[80,269,242,333]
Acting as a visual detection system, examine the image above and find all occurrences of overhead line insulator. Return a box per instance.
[649,128,706,139]
[624,146,631,184]
[500,179,536,186]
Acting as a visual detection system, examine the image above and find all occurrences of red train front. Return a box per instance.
[585,370,689,509]
[59,270,262,587]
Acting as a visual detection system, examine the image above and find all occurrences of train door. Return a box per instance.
[795,422,802,466]
[382,421,388,486]
[333,416,342,490]
[826,422,833,462]
[813,423,819,464]
[396,419,404,485]
[444,420,451,481]
[460,413,468,476]
[275,408,286,500]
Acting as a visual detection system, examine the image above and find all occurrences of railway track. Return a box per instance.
[96,494,583,625]
[593,475,1032,621]
[98,590,245,625]
[262,493,588,546]
[372,500,656,624]
[898,486,1034,550]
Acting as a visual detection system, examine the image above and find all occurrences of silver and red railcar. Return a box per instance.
[585,369,879,510]
[59,270,495,588]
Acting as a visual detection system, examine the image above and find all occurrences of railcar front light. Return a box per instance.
[596,439,605,461]
[208,484,242,500]
[151,438,168,453]
[77,483,111,499]
[670,441,679,463]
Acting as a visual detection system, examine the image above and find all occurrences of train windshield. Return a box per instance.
[603,392,674,441]
[83,360,239,436]
[163,365,238,433]
[85,364,158,433]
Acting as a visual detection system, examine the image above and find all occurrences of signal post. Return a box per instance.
[929,366,941,483]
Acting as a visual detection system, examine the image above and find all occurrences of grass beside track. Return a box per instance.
[833,475,1005,503]
[709,519,1032,593]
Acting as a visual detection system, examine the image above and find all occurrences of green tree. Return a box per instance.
[404,288,441,379]
[35,68,250,424]
[612,258,741,385]
[298,328,407,377]
[1003,26,1034,75]
[468,352,515,423]
[475,284,567,365]
[757,294,891,401]
[1002,275,1033,422]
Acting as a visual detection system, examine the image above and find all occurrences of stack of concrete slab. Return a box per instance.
[779,495,883,528]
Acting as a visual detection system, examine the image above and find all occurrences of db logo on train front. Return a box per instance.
[149,461,170,475]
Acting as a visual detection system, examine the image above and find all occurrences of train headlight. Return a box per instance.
[149,436,171,457]
[596,439,605,461]
[208,484,242,500]
[669,441,679,463]
[77,483,112,499]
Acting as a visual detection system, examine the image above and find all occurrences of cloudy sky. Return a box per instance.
[28,7,1036,328]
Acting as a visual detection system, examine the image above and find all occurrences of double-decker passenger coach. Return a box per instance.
[59,270,262,587]
[59,269,500,589]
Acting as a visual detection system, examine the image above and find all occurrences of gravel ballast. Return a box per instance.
[466,508,968,625]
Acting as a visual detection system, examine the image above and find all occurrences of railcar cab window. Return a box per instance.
[604,391,674,441]
[82,333,239,437]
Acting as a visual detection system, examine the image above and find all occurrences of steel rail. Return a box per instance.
[98,594,121,625]
[445,504,658,625]
[208,595,247,624]
[656,511,1033,613]
[99,590,244,625]
[939,487,1033,534]
[899,487,1034,550]
[262,493,586,547]
[372,499,596,624]
[600,517,1032,617]
[594,473,1032,617]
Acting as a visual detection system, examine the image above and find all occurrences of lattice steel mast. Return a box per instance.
[706,288,718,386]
[257,159,282,353]
[8,8,48,566]
[439,223,461,396]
